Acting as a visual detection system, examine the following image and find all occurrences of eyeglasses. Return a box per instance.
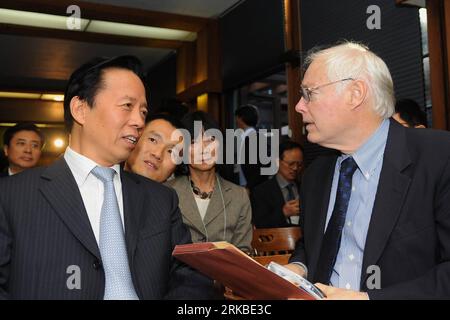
[299,78,355,103]
[281,159,303,169]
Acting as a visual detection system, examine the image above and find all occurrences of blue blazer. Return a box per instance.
[290,119,450,299]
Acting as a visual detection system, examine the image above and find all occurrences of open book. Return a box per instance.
[172,241,324,300]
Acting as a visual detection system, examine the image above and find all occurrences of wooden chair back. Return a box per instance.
[251,227,302,256]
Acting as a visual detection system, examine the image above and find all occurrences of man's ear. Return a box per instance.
[348,79,367,110]
[3,144,8,157]
[70,96,88,126]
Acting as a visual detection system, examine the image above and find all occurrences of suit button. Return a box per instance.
[93,260,102,270]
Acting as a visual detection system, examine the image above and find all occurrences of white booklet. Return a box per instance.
[267,262,326,300]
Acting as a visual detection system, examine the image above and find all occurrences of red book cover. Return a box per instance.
[172,241,317,300]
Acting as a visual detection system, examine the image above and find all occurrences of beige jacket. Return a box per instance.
[166,175,253,253]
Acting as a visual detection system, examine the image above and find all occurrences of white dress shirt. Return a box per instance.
[64,147,124,244]
[194,197,210,221]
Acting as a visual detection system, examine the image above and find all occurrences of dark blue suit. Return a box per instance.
[0,158,214,299]
[290,120,450,299]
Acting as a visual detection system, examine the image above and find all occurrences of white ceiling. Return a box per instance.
[82,0,243,18]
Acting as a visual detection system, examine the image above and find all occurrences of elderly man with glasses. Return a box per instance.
[284,42,450,300]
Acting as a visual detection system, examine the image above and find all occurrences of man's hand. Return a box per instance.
[315,283,369,300]
[283,263,307,278]
[283,200,300,217]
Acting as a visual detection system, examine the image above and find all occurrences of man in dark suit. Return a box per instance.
[286,42,450,299]
[251,139,303,228]
[235,104,268,190]
[1,123,45,177]
[0,56,214,299]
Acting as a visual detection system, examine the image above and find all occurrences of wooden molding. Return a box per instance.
[0,98,63,123]
[176,79,222,102]
[427,0,449,130]
[444,0,450,129]
[284,0,304,144]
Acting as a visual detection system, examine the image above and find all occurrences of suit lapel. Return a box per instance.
[177,177,207,236]
[307,155,338,278]
[271,178,288,225]
[39,158,101,260]
[203,176,232,227]
[121,170,145,265]
[360,121,412,287]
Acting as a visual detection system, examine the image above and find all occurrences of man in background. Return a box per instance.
[392,98,427,128]
[235,104,268,190]
[251,139,303,228]
[1,123,44,177]
[125,113,183,183]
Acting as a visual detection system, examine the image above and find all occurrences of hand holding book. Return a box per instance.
[172,241,323,300]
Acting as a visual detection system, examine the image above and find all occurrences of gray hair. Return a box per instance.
[304,41,395,119]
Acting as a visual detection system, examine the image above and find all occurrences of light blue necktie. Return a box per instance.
[91,166,139,300]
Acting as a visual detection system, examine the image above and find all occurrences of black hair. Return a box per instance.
[180,111,221,140]
[234,104,259,127]
[63,55,146,131]
[394,99,427,128]
[158,99,190,121]
[177,111,222,176]
[146,113,183,130]
[3,122,45,147]
[279,139,303,160]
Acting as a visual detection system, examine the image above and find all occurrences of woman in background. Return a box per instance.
[166,111,252,253]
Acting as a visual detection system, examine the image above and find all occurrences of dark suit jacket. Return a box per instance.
[0,158,214,299]
[251,177,300,228]
[0,171,8,178]
[240,130,269,190]
[290,119,450,299]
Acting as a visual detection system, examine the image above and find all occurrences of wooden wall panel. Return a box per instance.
[426,0,449,129]
[284,0,304,143]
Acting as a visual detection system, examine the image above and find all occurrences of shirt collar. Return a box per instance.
[276,173,292,189]
[242,127,256,138]
[339,119,390,180]
[8,167,15,176]
[64,146,121,187]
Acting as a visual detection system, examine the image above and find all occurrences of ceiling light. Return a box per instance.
[0,91,41,99]
[0,8,196,41]
[0,123,64,128]
[86,20,196,41]
[53,138,65,148]
[41,94,65,101]
[0,8,89,30]
[0,91,65,101]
